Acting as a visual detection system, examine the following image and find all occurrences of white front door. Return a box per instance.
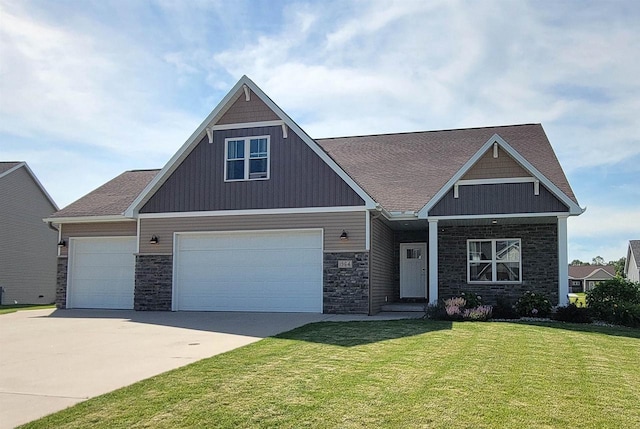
[400,243,427,298]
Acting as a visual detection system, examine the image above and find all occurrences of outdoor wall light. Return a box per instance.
[57,239,66,247]
[340,230,349,240]
[491,219,498,225]
[149,235,159,245]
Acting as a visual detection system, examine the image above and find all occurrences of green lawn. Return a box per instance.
[0,304,55,315]
[568,292,587,307]
[21,320,640,429]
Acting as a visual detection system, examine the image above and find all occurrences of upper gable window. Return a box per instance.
[225,136,270,181]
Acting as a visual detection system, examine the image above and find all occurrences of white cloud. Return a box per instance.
[0,1,202,158]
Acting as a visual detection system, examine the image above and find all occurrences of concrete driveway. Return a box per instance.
[0,309,336,428]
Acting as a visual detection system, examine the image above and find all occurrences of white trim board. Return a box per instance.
[417,134,584,218]
[138,205,369,219]
[125,75,377,217]
[44,215,135,224]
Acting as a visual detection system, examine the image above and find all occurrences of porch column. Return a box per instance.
[557,215,569,306]
[428,219,438,305]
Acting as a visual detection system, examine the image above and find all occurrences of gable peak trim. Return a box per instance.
[124,75,376,217]
[418,133,584,218]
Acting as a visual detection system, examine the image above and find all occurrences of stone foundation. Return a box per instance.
[55,257,68,309]
[438,223,559,305]
[323,252,369,313]
[134,254,173,311]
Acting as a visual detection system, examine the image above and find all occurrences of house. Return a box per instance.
[1,162,58,304]
[625,240,640,282]
[568,265,616,292]
[45,76,583,314]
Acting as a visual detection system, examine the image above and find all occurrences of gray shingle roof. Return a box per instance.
[316,124,577,212]
[630,240,640,266]
[568,265,616,279]
[0,162,22,175]
[50,123,578,218]
[50,169,160,218]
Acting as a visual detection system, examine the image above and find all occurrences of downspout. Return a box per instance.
[46,221,59,233]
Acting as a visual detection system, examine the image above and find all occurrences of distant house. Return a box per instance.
[0,162,58,304]
[568,265,616,293]
[625,240,640,282]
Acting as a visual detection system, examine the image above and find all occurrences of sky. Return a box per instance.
[1,0,639,263]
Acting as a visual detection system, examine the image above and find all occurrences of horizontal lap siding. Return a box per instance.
[140,127,364,213]
[0,167,58,304]
[60,222,137,257]
[370,216,395,314]
[139,211,366,254]
[429,183,568,216]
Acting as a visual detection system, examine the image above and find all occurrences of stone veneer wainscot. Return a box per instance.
[323,252,369,313]
[134,255,173,311]
[437,223,559,305]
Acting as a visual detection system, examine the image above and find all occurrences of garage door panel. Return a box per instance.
[68,237,135,309]
[175,230,322,312]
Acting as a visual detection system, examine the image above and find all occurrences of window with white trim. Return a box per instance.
[225,136,270,181]
[467,239,521,283]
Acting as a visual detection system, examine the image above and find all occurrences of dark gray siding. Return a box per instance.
[429,183,568,216]
[369,217,395,314]
[141,126,365,213]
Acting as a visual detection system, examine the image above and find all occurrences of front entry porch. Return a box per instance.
[369,215,569,314]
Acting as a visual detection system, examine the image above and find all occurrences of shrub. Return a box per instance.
[586,278,640,322]
[553,304,592,324]
[491,297,519,319]
[514,291,552,318]
[585,278,640,327]
[460,292,482,308]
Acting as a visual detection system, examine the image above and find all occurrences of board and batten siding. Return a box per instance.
[140,126,364,213]
[462,148,530,180]
[215,90,279,125]
[59,222,137,257]
[369,216,395,314]
[139,211,366,254]
[429,183,569,216]
[0,166,58,304]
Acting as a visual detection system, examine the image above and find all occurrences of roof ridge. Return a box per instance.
[316,123,542,141]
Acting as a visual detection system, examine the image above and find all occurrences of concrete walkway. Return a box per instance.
[0,308,420,428]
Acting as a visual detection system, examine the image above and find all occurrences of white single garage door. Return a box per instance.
[67,237,136,309]
[174,229,323,312]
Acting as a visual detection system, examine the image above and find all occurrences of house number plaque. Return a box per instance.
[338,260,352,269]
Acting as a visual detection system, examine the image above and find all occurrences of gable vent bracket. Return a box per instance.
[206,127,213,144]
[493,142,499,158]
[243,84,250,101]
[534,180,540,196]
[454,183,459,199]
[282,123,288,139]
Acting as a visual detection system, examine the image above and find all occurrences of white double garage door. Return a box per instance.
[67,230,323,312]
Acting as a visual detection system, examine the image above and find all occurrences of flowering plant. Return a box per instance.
[441,296,492,321]
[514,290,552,317]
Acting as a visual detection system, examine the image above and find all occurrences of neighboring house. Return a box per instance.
[45,76,583,314]
[0,162,58,304]
[625,240,640,282]
[568,265,616,292]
